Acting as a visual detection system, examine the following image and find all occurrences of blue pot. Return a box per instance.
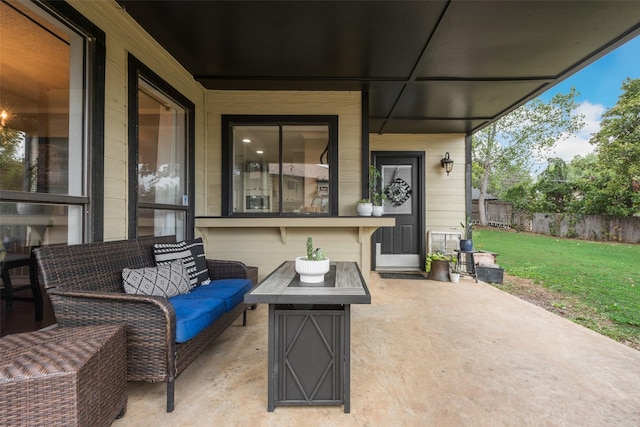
[459,239,473,252]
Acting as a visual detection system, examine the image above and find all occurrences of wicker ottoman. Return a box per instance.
[0,325,127,427]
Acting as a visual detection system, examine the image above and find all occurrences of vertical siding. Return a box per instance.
[370,133,466,233]
[68,0,206,240]
[205,90,362,216]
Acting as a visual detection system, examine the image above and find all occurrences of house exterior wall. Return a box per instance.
[370,133,466,234]
[204,90,362,217]
[64,1,466,279]
[68,0,207,241]
[202,91,372,279]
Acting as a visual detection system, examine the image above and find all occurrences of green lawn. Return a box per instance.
[474,228,640,347]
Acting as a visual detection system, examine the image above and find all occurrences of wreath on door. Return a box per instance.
[385,168,412,206]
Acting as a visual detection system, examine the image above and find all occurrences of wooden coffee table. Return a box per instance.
[244,261,370,413]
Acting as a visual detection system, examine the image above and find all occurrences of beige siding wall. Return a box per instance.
[370,133,467,234]
[199,227,364,282]
[204,91,362,217]
[203,91,365,279]
[64,2,466,279]
[68,0,206,240]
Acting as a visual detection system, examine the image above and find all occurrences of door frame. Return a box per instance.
[371,151,426,271]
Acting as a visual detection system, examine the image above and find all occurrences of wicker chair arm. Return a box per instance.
[206,259,248,280]
[46,289,177,381]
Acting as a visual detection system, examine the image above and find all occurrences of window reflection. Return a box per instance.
[0,0,88,252]
[137,81,186,206]
[232,123,331,215]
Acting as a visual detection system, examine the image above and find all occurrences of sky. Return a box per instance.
[536,34,640,166]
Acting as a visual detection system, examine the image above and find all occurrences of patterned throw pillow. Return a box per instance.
[154,239,210,288]
[122,259,190,298]
[185,238,210,285]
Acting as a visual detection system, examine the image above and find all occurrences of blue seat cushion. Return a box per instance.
[188,279,253,312]
[168,294,226,343]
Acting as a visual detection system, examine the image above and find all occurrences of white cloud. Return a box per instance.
[551,101,606,162]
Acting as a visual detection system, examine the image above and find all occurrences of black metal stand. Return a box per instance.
[454,249,478,283]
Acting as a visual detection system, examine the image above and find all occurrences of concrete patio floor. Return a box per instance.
[113,273,640,426]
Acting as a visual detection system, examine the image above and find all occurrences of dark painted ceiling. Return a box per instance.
[117,1,640,135]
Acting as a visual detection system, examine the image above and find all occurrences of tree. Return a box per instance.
[0,128,26,192]
[531,157,574,213]
[472,89,584,225]
[566,153,599,215]
[584,78,640,217]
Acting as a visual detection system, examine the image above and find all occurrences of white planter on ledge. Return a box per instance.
[295,257,330,283]
[356,202,373,216]
[372,205,384,217]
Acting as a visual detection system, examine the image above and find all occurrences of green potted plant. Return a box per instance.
[369,164,386,216]
[358,164,385,216]
[459,216,473,251]
[449,258,462,283]
[372,191,387,217]
[295,236,330,283]
[426,251,455,282]
[356,198,373,216]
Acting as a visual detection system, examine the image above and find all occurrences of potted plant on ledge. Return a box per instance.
[372,191,387,217]
[295,236,330,283]
[356,198,373,216]
[357,164,385,216]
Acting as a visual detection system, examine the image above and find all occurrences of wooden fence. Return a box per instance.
[512,212,640,244]
[472,200,512,228]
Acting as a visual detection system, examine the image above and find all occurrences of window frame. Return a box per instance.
[221,115,339,217]
[0,0,105,243]
[127,54,195,239]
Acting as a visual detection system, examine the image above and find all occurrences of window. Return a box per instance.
[222,116,338,216]
[128,55,194,240]
[0,0,105,250]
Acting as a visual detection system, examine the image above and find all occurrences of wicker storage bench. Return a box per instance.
[0,325,127,427]
[33,235,254,412]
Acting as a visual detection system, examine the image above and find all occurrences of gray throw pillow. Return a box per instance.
[122,259,190,298]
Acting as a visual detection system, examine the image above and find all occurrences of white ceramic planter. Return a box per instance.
[357,202,373,216]
[295,257,330,283]
[372,205,384,217]
[449,272,461,283]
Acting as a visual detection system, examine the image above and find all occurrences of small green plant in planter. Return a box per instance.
[369,164,387,216]
[296,236,330,283]
[356,198,373,216]
[426,251,454,282]
[449,256,460,271]
[449,260,462,283]
[425,252,455,273]
[372,191,387,206]
[305,236,327,261]
[372,191,387,216]
[368,164,382,197]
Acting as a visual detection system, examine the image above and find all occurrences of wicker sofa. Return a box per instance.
[33,235,254,412]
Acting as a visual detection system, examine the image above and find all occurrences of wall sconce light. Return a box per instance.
[441,152,454,175]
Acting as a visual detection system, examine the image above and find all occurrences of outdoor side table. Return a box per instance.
[244,261,371,413]
[0,324,127,426]
[455,249,478,282]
